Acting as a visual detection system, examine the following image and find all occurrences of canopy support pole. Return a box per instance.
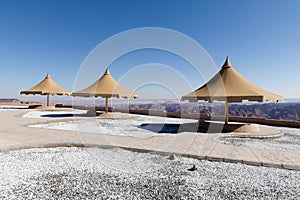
[105,97,108,113]
[225,99,229,124]
[46,94,50,107]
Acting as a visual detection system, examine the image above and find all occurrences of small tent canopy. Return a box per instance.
[182,57,283,124]
[20,74,71,106]
[72,69,138,112]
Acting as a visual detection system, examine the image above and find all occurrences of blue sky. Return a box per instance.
[0,0,300,100]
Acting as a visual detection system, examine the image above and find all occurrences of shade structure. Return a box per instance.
[20,74,71,106]
[72,69,138,113]
[182,57,284,124]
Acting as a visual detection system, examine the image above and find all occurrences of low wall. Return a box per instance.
[56,104,300,129]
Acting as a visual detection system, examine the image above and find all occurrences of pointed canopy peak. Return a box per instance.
[20,73,71,96]
[72,67,138,99]
[104,68,110,75]
[222,56,232,69]
[45,73,51,79]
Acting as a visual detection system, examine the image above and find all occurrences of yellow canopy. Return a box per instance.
[182,57,283,123]
[72,69,138,112]
[182,57,283,103]
[20,74,71,106]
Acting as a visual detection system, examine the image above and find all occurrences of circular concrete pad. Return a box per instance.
[97,112,136,119]
[197,121,283,138]
[222,123,283,138]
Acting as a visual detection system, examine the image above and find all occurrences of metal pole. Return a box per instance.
[105,97,108,113]
[47,94,50,107]
[225,99,229,124]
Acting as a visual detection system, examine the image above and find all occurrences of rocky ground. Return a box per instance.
[0,147,299,199]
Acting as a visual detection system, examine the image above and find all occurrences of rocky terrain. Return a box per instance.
[128,101,300,121]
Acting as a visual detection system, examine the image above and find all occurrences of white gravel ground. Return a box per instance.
[0,147,299,199]
[220,127,300,152]
[27,111,196,138]
[25,110,300,151]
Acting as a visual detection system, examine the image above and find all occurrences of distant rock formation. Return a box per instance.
[126,101,300,122]
[0,98,22,103]
[226,103,300,121]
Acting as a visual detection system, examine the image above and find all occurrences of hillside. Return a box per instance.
[126,102,300,122]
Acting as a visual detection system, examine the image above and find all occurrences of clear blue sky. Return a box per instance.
[0,0,300,99]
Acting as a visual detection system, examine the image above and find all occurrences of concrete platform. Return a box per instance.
[96,112,137,119]
[0,109,299,171]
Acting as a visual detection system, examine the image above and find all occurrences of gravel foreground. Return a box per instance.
[0,147,299,199]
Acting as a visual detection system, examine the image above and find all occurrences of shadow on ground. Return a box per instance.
[138,121,247,134]
[40,111,103,118]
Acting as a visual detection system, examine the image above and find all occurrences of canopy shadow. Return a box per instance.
[138,121,247,134]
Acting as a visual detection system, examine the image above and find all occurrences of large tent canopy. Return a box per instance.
[72,69,138,112]
[20,74,71,106]
[182,57,283,123]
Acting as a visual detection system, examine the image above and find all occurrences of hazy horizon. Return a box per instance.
[3,96,300,106]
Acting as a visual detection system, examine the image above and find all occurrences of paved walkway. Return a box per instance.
[0,109,299,171]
